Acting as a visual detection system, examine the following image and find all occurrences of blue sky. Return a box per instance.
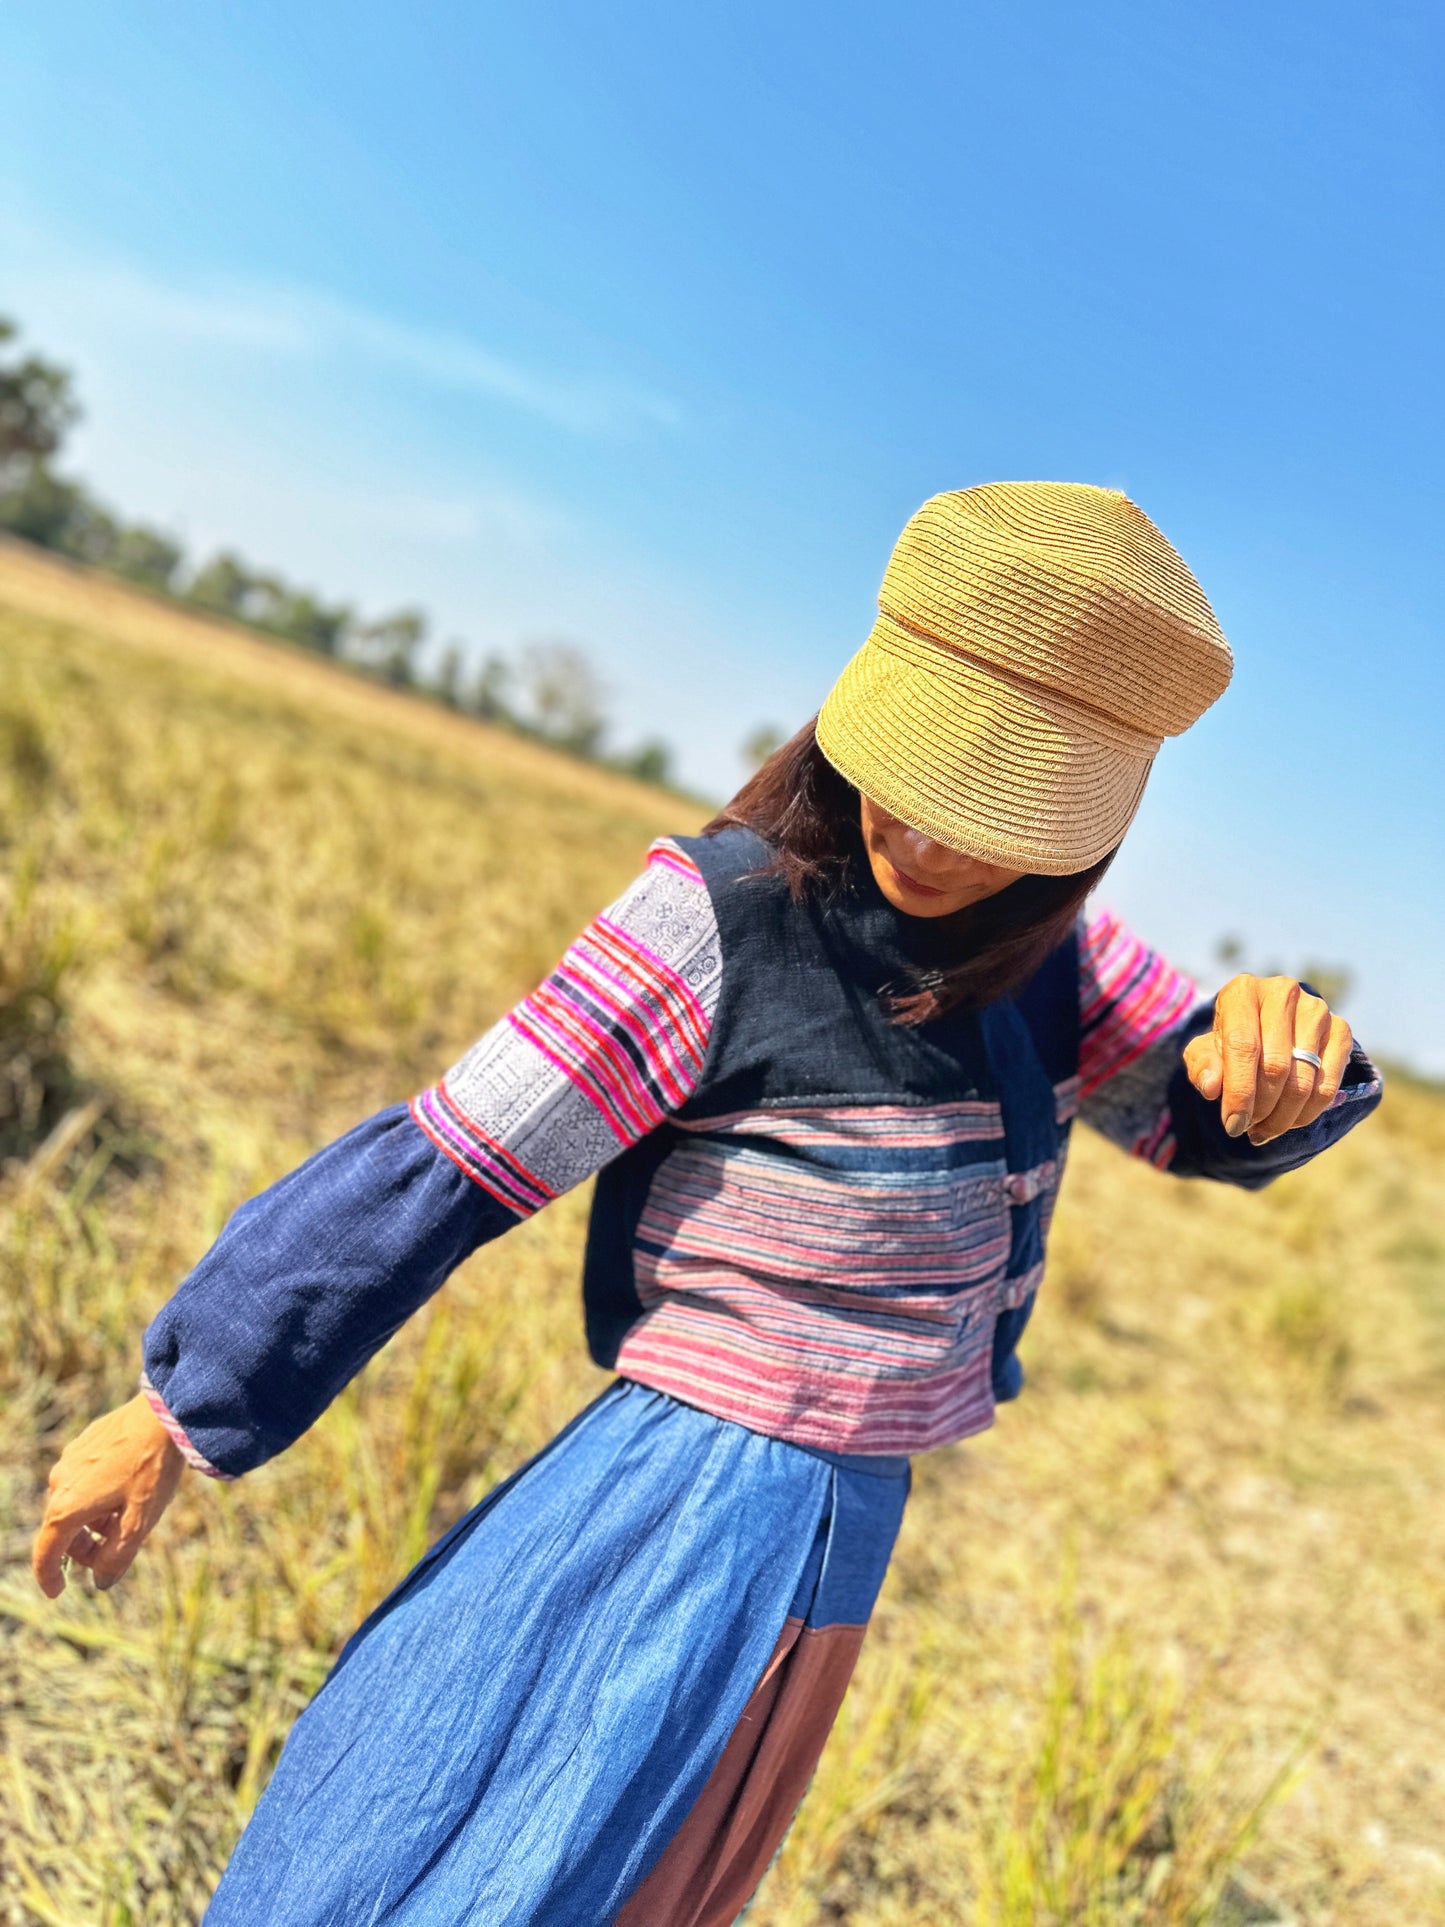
[3,1,1442,1069]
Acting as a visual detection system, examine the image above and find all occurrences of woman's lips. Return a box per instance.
[886,859,949,899]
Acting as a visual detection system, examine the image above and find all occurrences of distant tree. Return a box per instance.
[0,319,190,592]
[350,606,427,685]
[1296,962,1353,1009]
[741,723,785,772]
[518,638,608,755]
[64,498,123,567]
[107,523,185,593]
[1214,935,1353,1008]
[617,738,673,786]
[471,651,514,721]
[0,319,657,768]
[239,571,290,629]
[189,551,260,621]
[0,318,115,567]
[187,553,352,655]
[0,318,80,479]
[271,592,354,658]
[0,464,115,559]
[433,642,466,709]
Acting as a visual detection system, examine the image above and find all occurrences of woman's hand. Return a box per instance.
[31,1394,185,1598]
[1183,974,1353,1146]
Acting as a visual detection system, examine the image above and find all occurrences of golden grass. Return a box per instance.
[2,546,1443,1926]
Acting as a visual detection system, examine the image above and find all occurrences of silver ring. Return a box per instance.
[1291,1048,1324,1072]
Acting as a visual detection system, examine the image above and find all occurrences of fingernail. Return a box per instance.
[1224,1112,1248,1138]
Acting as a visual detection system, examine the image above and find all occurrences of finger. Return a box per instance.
[33,1490,119,1592]
[1215,977,1264,1136]
[64,1512,119,1570]
[32,1510,80,1598]
[92,1502,154,1592]
[1248,977,1303,1133]
[1279,994,1348,1125]
[1251,990,1331,1143]
[1183,1032,1223,1100]
[64,1530,100,1570]
[1319,1014,1353,1101]
[1292,1013,1354,1132]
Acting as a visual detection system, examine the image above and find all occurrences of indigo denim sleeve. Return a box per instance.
[143,1107,509,1477]
[141,842,724,1479]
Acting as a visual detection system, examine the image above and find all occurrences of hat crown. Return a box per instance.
[879,481,1231,740]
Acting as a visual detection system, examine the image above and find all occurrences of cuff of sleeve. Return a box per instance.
[139,1372,234,1480]
[1330,1042,1384,1109]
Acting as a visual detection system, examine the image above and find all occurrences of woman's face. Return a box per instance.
[859,794,1026,918]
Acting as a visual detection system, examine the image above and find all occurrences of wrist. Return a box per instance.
[128,1389,185,1468]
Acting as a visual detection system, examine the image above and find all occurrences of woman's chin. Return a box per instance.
[893,897,960,920]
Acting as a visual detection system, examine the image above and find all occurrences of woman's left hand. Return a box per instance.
[32,1395,184,1598]
[1182,974,1353,1146]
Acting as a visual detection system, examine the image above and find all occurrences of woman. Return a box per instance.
[33,483,1381,1924]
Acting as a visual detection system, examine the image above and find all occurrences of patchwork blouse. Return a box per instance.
[142,827,1382,1477]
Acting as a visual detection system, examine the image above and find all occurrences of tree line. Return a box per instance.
[0,315,686,788]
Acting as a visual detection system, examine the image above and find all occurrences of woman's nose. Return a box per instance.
[893,823,953,872]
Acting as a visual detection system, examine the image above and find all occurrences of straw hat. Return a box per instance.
[816,482,1232,874]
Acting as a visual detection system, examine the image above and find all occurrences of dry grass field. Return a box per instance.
[1,540,1442,1926]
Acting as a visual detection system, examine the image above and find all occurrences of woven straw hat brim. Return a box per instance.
[816,613,1156,874]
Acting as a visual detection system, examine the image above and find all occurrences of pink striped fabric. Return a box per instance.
[673,1100,1006,1151]
[411,841,722,1216]
[410,1085,557,1216]
[506,914,708,1136]
[615,1102,1022,1454]
[1077,907,1198,1099]
[618,1313,999,1456]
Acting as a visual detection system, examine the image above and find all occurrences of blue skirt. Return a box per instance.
[206,1380,910,1925]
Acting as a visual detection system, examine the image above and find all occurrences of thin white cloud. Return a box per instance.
[328,304,683,433]
[349,485,567,548]
[197,467,570,551]
[0,208,681,435]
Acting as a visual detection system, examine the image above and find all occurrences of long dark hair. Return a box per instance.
[704,718,1116,1024]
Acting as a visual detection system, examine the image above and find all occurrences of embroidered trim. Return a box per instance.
[1078,908,1197,1098]
[414,840,723,1204]
[410,1085,557,1216]
[139,1372,232,1480]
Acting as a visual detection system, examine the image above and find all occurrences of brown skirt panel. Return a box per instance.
[615,1614,866,1927]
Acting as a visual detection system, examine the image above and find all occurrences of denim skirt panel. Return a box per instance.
[205,1380,909,1926]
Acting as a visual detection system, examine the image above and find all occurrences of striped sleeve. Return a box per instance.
[411,838,722,1213]
[1076,906,1203,1168]
[141,840,722,1476]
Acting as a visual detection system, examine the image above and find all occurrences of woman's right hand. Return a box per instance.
[31,1393,185,1598]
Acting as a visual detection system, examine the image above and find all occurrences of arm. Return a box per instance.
[33,839,721,1591]
[1076,908,1381,1185]
[140,1104,504,1477]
